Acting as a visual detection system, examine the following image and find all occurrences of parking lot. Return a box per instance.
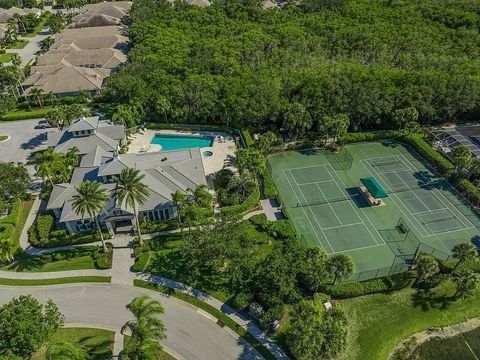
[0,118,53,163]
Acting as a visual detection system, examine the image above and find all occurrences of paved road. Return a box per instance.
[0,118,51,163]
[5,29,51,66]
[0,284,262,360]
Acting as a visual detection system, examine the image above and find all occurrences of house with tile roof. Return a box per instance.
[46,116,207,235]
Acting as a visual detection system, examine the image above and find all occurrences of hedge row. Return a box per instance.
[321,271,416,299]
[140,218,179,234]
[29,225,110,248]
[0,224,15,241]
[0,107,53,121]
[0,199,22,226]
[261,167,277,199]
[221,186,260,217]
[249,214,296,240]
[240,128,254,148]
[456,179,480,206]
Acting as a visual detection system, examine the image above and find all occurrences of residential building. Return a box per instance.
[69,1,132,29]
[0,7,41,23]
[46,116,207,235]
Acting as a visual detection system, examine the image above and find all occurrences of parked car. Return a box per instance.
[36,120,53,129]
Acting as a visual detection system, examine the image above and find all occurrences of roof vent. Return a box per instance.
[79,115,86,121]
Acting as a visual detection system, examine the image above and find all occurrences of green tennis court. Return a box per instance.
[268,141,480,280]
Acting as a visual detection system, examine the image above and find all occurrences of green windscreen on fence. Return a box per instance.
[360,176,389,198]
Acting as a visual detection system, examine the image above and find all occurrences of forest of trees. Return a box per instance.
[105,0,480,132]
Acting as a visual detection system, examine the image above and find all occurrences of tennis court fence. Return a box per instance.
[325,147,353,170]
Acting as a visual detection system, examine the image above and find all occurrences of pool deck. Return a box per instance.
[127,129,237,180]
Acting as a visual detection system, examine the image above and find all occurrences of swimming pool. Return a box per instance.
[150,134,214,151]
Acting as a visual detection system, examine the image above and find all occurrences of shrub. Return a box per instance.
[0,199,22,226]
[221,186,260,217]
[0,108,53,121]
[249,214,268,227]
[95,255,111,269]
[49,229,67,238]
[28,223,39,245]
[240,128,254,148]
[321,271,415,298]
[259,305,285,331]
[140,218,179,234]
[231,291,253,311]
[36,214,54,245]
[0,224,15,241]
[261,167,277,199]
[270,220,296,240]
[456,179,480,207]
[133,253,150,272]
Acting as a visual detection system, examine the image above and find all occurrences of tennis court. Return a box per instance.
[268,141,480,278]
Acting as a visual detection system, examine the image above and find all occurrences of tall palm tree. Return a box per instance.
[29,87,44,108]
[46,342,88,360]
[186,184,212,208]
[171,190,186,226]
[452,242,477,272]
[0,240,13,263]
[65,146,80,169]
[114,168,150,241]
[121,295,166,360]
[326,253,354,285]
[33,147,64,186]
[71,180,109,252]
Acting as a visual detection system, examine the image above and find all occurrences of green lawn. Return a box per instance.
[5,39,28,49]
[0,107,54,121]
[0,135,8,141]
[414,326,480,360]
[0,276,111,286]
[336,283,480,360]
[11,200,33,253]
[0,53,12,63]
[0,255,98,272]
[32,327,114,359]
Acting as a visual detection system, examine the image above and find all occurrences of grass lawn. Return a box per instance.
[0,107,54,121]
[0,135,8,141]
[0,276,111,286]
[0,53,12,63]
[5,39,28,49]
[143,221,275,303]
[336,283,480,360]
[10,200,33,253]
[414,326,480,360]
[0,255,98,272]
[32,327,114,359]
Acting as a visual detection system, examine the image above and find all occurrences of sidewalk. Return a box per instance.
[136,273,290,360]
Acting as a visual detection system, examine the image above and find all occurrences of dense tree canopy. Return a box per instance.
[107,0,480,131]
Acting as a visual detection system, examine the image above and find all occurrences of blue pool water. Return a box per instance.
[151,134,213,151]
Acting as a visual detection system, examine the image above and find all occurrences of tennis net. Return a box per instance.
[422,216,456,225]
[296,194,357,208]
[370,159,401,167]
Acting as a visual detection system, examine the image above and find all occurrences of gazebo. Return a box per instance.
[359,176,388,207]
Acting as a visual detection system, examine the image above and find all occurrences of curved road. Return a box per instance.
[0,284,262,360]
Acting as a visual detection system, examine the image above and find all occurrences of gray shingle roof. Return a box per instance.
[70,116,99,131]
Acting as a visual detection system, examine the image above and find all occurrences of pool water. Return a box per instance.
[151,134,213,151]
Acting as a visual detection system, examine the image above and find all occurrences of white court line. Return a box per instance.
[331,243,386,255]
[315,182,343,225]
[426,224,462,235]
[283,169,335,253]
[397,154,476,229]
[285,164,333,172]
[323,222,364,230]
[297,179,335,186]
[360,158,430,238]
[325,164,386,246]
[411,208,449,216]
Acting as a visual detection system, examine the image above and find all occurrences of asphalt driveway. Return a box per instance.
[0,118,53,163]
[0,284,262,360]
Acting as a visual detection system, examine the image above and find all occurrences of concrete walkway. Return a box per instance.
[111,235,135,286]
[113,331,123,359]
[136,273,290,360]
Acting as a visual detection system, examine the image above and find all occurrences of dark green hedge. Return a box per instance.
[241,128,254,148]
[0,199,22,226]
[29,227,110,248]
[221,186,260,217]
[456,179,480,206]
[140,218,179,234]
[132,252,150,272]
[0,108,53,121]
[322,271,416,299]
[261,167,277,199]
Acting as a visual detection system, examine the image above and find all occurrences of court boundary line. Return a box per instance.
[283,168,335,253]
[315,182,344,225]
[284,164,383,253]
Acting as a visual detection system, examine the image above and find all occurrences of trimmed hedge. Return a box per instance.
[140,218,179,234]
[241,128,254,148]
[261,167,277,199]
[221,186,260,217]
[0,107,53,121]
[36,214,54,244]
[0,199,22,226]
[0,224,15,241]
[29,227,111,248]
[456,178,480,206]
[132,252,150,272]
[321,271,416,299]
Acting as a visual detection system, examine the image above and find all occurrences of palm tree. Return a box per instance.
[186,184,212,208]
[29,87,44,108]
[452,242,477,272]
[452,269,480,300]
[227,171,256,199]
[33,147,64,186]
[10,53,21,67]
[171,190,186,227]
[121,295,166,360]
[65,146,80,169]
[326,253,354,285]
[0,240,13,263]
[46,342,88,360]
[71,180,109,252]
[114,168,150,241]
